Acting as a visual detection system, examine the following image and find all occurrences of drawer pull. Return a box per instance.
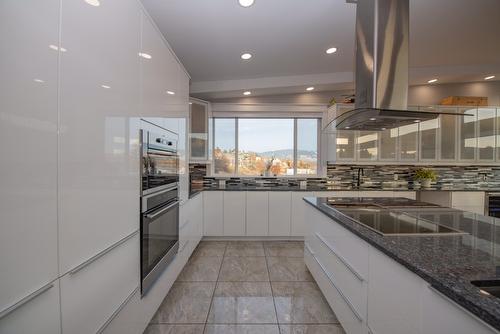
[315,232,365,282]
[0,282,54,320]
[69,230,138,276]
[96,286,139,334]
[306,246,363,322]
[304,242,315,255]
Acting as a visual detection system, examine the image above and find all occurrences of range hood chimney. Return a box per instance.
[331,0,464,131]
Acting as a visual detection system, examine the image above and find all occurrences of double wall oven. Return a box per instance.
[140,129,180,295]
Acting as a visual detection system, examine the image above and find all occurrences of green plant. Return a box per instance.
[413,168,437,181]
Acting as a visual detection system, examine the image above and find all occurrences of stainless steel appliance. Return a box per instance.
[140,129,180,295]
[486,193,500,218]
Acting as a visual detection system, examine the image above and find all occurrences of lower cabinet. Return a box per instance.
[0,280,61,334]
[203,191,224,236]
[418,191,486,215]
[60,233,140,334]
[246,192,269,236]
[180,193,203,256]
[291,192,313,236]
[223,192,246,236]
[268,192,291,236]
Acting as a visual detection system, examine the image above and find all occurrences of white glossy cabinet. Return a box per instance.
[418,191,485,215]
[291,192,314,236]
[246,192,269,236]
[58,0,142,274]
[223,192,246,236]
[60,233,139,334]
[203,191,224,236]
[268,192,292,236]
[179,193,203,257]
[0,0,60,313]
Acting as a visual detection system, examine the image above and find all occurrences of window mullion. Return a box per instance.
[235,118,239,176]
[293,118,298,176]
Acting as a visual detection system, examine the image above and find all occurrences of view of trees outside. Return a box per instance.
[213,118,318,176]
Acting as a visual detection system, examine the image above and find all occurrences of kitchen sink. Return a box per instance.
[471,280,500,298]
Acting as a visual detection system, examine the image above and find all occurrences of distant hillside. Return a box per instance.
[257,149,317,159]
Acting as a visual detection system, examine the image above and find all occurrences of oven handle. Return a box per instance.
[145,200,179,219]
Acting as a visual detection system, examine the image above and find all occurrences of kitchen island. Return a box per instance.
[304,196,500,334]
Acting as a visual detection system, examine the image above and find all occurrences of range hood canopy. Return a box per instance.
[329,0,465,131]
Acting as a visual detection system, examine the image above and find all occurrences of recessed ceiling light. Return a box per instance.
[84,0,100,6]
[243,91,251,95]
[49,44,67,52]
[345,126,350,129]
[101,84,111,89]
[241,53,252,60]
[33,78,45,83]
[369,118,377,121]
[427,78,438,83]
[166,90,175,95]
[138,52,152,59]
[306,87,315,91]
[414,120,421,123]
[239,0,255,7]
[189,102,193,105]
[485,75,495,80]
[381,128,386,130]
[326,47,337,54]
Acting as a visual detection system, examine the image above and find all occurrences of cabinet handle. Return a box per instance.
[305,245,363,322]
[0,282,54,320]
[69,230,138,276]
[96,286,139,334]
[304,242,315,255]
[315,232,365,282]
[179,240,190,253]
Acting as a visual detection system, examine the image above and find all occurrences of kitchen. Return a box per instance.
[1,0,500,334]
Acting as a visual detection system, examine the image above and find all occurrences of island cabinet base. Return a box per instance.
[304,203,499,334]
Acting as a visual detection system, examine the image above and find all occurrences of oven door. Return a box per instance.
[142,151,179,195]
[141,199,179,295]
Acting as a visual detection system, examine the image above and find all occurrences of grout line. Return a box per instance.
[202,242,227,333]
[264,252,281,333]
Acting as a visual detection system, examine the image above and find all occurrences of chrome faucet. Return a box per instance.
[355,167,364,187]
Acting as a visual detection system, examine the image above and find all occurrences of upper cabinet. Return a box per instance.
[325,104,500,165]
[189,98,211,162]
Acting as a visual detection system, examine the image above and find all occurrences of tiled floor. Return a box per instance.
[145,241,345,334]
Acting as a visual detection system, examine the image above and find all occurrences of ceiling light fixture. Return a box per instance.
[306,87,315,91]
[241,53,252,60]
[326,47,337,54]
[101,85,111,89]
[427,78,438,83]
[33,78,45,83]
[485,75,495,80]
[49,44,67,52]
[166,90,175,95]
[138,52,152,59]
[238,0,255,8]
[370,118,377,121]
[84,0,100,6]
[243,91,251,95]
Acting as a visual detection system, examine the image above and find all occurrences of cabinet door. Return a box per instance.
[246,192,269,236]
[477,108,496,162]
[291,192,314,237]
[58,0,142,274]
[380,128,398,161]
[0,280,61,334]
[223,192,246,236]
[459,107,477,161]
[189,100,208,160]
[336,130,356,161]
[357,131,378,161]
[419,118,439,161]
[203,191,224,236]
[439,107,458,161]
[0,0,59,312]
[268,192,292,236]
[60,234,139,334]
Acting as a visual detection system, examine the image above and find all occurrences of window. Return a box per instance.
[213,118,320,176]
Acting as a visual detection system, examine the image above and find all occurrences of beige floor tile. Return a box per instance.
[204,324,280,334]
[207,282,277,324]
[272,282,339,324]
[177,256,223,282]
[150,282,215,324]
[143,324,204,334]
[264,241,304,257]
[192,241,227,257]
[279,324,345,334]
[219,256,269,281]
[225,241,265,257]
[267,257,313,282]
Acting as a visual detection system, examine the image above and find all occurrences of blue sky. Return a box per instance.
[214,118,318,152]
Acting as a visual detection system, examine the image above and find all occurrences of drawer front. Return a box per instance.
[60,233,139,334]
[305,244,366,334]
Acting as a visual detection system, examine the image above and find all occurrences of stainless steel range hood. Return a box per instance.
[330,0,465,131]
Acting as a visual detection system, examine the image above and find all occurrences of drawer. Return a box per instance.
[60,232,139,334]
[311,208,369,279]
[314,231,367,317]
[305,244,366,334]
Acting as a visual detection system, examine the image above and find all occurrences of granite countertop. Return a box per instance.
[304,196,500,331]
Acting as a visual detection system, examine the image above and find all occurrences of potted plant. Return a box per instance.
[414,168,437,188]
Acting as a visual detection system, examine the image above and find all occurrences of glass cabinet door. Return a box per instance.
[189,100,208,160]
[380,128,397,160]
[357,131,378,160]
[477,108,496,161]
[439,107,458,161]
[419,118,439,160]
[497,108,500,161]
[398,123,418,161]
[335,130,356,161]
[459,107,477,161]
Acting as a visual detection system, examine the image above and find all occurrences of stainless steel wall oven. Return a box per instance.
[140,129,179,295]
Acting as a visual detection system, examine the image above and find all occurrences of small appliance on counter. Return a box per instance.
[140,128,180,296]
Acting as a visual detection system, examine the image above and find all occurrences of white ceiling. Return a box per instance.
[141,0,500,99]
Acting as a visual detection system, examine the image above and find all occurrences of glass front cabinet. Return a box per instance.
[324,104,499,164]
[189,98,211,162]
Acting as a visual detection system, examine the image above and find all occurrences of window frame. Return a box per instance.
[211,117,321,177]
